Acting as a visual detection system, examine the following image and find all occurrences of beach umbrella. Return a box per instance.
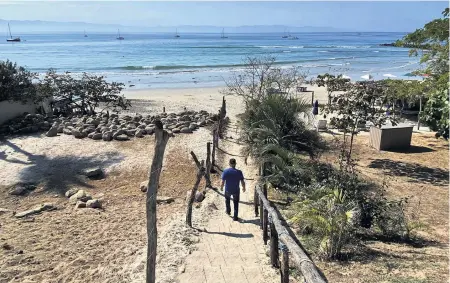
[383,73,397,78]
[361,74,373,80]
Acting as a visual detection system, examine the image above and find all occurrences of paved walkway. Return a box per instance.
[177,132,278,283]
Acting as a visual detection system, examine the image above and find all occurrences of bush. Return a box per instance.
[290,187,357,259]
[0,60,37,103]
[38,70,130,115]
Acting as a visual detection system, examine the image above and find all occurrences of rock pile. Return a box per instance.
[1,110,218,141]
[65,189,102,209]
[0,113,52,136]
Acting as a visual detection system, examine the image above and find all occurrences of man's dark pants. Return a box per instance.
[225,191,240,218]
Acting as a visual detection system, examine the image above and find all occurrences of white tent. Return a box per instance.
[342,75,351,79]
[383,73,397,78]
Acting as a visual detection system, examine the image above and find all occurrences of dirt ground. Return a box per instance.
[312,132,449,283]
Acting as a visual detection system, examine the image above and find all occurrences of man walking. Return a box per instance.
[220,158,245,221]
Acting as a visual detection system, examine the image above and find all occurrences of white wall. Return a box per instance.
[0,100,37,125]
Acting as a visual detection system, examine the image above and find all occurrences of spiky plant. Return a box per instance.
[290,187,357,259]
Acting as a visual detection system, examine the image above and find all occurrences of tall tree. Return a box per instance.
[397,8,449,139]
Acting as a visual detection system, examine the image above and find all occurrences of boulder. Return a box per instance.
[126,129,136,137]
[9,185,27,196]
[87,132,95,139]
[46,126,58,137]
[180,127,192,134]
[92,133,103,140]
[72,129,85,139]
[115,134,129,141]
[82,167,103,178]
[74,201,86,209]
[57,126,64,133]
[9,184,36,196]
[135,129,145,138]
[65,188,79,198]
[63,128,73,135]
[172,128,180,133]
[195,191,206,202]
[69,190,92,204]
[189,123,198,131]
[86,199,102,209]
[102,132,113,141]
[112,129,126,139]
[145,127,155,135]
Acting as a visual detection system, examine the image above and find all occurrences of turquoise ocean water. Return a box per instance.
[0,32,420,89]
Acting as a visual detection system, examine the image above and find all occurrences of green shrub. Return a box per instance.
[290,187,357,259]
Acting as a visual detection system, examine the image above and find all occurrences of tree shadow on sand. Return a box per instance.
[2,140,124,195]
[368,159,449,186]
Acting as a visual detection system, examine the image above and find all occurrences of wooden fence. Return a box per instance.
[254,183,327,283]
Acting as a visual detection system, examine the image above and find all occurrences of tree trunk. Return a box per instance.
[186,161,205,227]
[146,121,170,283]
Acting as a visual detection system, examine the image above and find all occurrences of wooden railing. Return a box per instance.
[254,184,327,283]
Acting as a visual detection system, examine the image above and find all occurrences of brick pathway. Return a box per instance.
[177,137,278,283]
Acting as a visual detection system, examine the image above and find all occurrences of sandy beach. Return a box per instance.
[122,84,330,115]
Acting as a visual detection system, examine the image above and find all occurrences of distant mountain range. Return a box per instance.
[0,19,347,34]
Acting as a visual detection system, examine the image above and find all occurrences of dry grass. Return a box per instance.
[303,133,449,283]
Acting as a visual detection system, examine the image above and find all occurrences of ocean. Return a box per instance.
[0,32,420,90]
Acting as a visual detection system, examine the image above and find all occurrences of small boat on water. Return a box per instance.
[174,28,180,38]
[84,30,88,37]
[6,23,20,42]
[116,29,124,40]
[220,28,228,39]
[282,29,289,38]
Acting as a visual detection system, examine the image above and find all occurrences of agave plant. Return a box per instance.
[290,187,357,259]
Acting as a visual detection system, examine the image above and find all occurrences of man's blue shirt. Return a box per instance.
[221,167,244,194]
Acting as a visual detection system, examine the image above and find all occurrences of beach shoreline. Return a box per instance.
[122,84,330,106]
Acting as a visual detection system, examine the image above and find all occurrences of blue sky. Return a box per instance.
[0,1,448,32]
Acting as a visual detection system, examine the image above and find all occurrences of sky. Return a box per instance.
[0,1,448,32]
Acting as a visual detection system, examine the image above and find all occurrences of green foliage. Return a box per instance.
[315,73,352,105]
[397,8,449,139]
[372,197,425,241]
[323,81,397,168]
[290,187,356,259]
[0,60,37,103]
[38,70,130,115]
[239,92,326,191]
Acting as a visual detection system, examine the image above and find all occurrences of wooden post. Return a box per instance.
[211,129,217,172]
[186,161,205,227]
[311,91,315,106]
[259,196,264,229]
[205,142,212,188]
[280,247,289,283]
[270,221,279,268]
[263,207,268,245]
[254,189,259,217]
[418,96,422,130]
[146,120,170,283]
[162,106,165,113]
